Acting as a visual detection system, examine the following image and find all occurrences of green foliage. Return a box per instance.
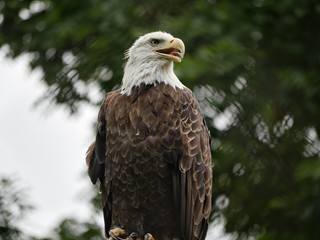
[1,0,320,239]
[44,218,103,240]
[0,177,33,240]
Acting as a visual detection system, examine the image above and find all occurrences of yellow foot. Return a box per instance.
[126,232,155,240]
[107,227,155,240]
[144,233,155,240]
[108,226,126,240]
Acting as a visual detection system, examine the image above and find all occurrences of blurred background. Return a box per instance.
[1,0,320,239]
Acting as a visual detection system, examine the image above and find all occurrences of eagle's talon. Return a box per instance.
[128,232,140,240]
[144,233,155,240]
[108,226,126,240]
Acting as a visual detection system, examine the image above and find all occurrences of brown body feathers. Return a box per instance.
[87,82,212,240]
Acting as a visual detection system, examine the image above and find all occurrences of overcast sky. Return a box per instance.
[0,48,233,239]
[0,49,99,236]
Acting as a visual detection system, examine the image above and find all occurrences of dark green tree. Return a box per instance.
[39,218,103,240]
[0,177,33,240]
[1,0,320,239]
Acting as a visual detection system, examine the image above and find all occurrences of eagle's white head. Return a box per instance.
[121,31,185,95]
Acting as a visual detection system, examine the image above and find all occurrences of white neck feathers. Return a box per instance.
[120,59,184,95]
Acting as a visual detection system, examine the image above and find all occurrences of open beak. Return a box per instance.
[155,38,185,62]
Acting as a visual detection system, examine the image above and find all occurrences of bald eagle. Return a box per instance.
[86,31,212,240]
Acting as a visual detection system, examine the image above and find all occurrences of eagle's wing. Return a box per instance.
[175,89,212,240]
[86,97,112,236]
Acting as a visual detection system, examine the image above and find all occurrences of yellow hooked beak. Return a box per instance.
[155,37,185,62]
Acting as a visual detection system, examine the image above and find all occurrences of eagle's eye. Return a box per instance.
[150,39,160,46]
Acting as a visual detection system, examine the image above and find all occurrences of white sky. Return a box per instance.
[0,49,233,239]
[0,50,98,237]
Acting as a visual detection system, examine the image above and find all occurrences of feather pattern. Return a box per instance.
[86,31,212,240]
[87,83,212,239]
